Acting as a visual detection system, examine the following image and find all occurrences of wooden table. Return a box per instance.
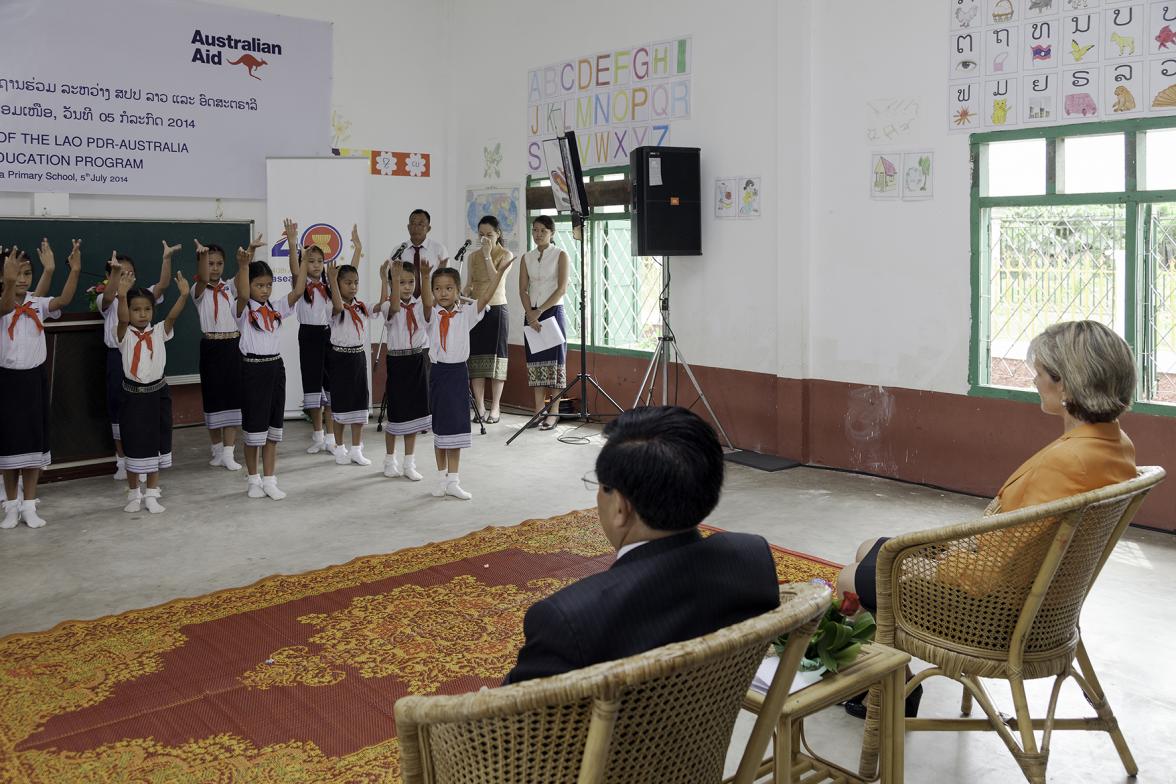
[727,642,911,784]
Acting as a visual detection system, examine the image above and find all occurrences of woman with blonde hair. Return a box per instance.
[838,320,1138,717]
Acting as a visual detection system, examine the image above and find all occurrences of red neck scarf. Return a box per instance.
[7,302,43,339]
[129,327,154,378]
[438,307,458,352]
[307,278,328,303]
[251,301,279,331]
[401,300,419,340]
[343,300,366,338]
[209,281,230,322]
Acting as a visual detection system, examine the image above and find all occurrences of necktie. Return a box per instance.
[344,301,365,338]
[402,301,419,340]
[438,308,458,352]
[210,282,229,322]
[7,302,43,339]
[307,279,327,302]
[413,245,422,297]
[130,327,154,379]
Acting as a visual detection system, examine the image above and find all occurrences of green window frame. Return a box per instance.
[969,116,1176,417]
[526,165,659,358]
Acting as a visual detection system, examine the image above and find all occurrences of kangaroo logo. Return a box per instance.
[228,54,267,80]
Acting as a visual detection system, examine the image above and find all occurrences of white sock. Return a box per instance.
[262,475,286,500]
[325,431,337,450]
[334,444,349,465]
[383,454,402,477]
[349,444,371,466]
[247,474,265,498]
[124,487,142,513]
[113,456,127,480]
[308,430,326,454]
[403,454,422,481]
[1,499,20,529]
[432,469,448,497]
[209,442,224,467]
[445,474,472,501]
[143,488,165,514]
[221,447,241,471]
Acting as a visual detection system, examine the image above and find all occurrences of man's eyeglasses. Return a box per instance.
[581,470,609,492]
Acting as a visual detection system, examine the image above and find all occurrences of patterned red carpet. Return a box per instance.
[0,510,840,783]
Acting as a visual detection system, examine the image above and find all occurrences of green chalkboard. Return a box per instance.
[0,218,253,376]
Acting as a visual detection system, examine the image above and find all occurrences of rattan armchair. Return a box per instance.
[858,466,1165,784]
[394,582,830,784]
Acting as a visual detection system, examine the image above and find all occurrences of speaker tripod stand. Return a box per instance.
[632,258,734,450]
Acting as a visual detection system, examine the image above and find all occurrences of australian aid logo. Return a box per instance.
[190,29,283,80]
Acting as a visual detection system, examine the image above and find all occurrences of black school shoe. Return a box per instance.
[843,683,923,719]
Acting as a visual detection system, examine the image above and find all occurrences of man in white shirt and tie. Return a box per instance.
[400,209,449,298]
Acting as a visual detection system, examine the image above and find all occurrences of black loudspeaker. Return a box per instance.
[630,146,701,256]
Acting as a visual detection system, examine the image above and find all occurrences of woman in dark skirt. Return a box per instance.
[464,215,513,423]
[518,216,570,430]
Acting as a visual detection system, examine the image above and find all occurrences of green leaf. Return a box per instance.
[852,612,876,641]
[819,648,839,673]
[834,642,862,665]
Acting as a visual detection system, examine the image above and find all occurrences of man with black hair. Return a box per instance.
[504,406,780,684]
[398,209,448,299]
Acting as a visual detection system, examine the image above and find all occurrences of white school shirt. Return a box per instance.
[426,303,484,364]
[0,295,60,370]
[101,284,163,348]
[295,274,334,326]
[191,279,238,333]
[329,299,374,348]
[119,320,173,384]
[523,246,563,309]
[379,297,429,351]
[236,297,296,356]
[401,237,450,293]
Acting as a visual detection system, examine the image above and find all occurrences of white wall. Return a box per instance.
[446,0,795,377]
[807,1,973,395]
[1,0,451,285]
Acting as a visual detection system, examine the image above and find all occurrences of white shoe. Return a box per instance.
[113,457,127,481]
[247,475,266,498]
[124,488,142,513]
[444,479,472,501]
[209,443,224,467]
[432,474,448,497]
[383,455,402,477]
[143,488,165,514]
[221,449,242,471]
[307,431,326,454]
[333,445,349,465]
[324,434,338,454]
[1,500,20,529]
[21,500,47,528]
[402,458,422,482]
[262,476,287,500]
[348,444,372,466]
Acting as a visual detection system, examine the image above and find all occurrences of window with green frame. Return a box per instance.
[526,167,662,355]
[970,118,1176,414]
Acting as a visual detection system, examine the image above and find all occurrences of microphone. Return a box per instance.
[390,241,409,261]
[453,238,473,262]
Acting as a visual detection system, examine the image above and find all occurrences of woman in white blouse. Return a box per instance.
[517,216,570,430]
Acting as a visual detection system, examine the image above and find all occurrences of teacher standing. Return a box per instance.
[464,215,513,423]
[519,215,570,431]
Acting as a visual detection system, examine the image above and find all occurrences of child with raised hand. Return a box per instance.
[325,260,376,466]
[0,240,81,528]
[113,260,189,513]
[236,222,307,499]
[422,251,514,500]
[378,258,431,480]
[191,237,261,472]
[99,241,176,480]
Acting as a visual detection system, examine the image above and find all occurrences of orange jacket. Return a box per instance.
[939,422,1136,595]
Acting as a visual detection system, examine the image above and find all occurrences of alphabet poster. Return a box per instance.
[947,0,1176,131]
[527,37,691,173]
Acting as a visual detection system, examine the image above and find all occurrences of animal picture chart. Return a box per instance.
[948,0,1176,131]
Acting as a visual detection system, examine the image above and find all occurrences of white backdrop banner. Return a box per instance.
[0,0,331,198]
[266,158,369,417]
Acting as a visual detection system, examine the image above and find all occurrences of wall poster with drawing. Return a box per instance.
[948,0,1176,132]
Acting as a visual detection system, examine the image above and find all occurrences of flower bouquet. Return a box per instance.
[773,579,875,674]
[85,279,108,312]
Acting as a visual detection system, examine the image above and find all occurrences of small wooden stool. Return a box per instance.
[726,642,910,783]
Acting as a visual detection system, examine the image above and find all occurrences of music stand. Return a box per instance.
[507,131,624,445]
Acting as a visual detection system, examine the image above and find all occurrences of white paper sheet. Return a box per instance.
[523,316,566,353]
[749,656,825,696]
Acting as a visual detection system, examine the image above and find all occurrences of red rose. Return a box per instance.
[839,592,861,616]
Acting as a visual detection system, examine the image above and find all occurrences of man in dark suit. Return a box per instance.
[504,406,780,684]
